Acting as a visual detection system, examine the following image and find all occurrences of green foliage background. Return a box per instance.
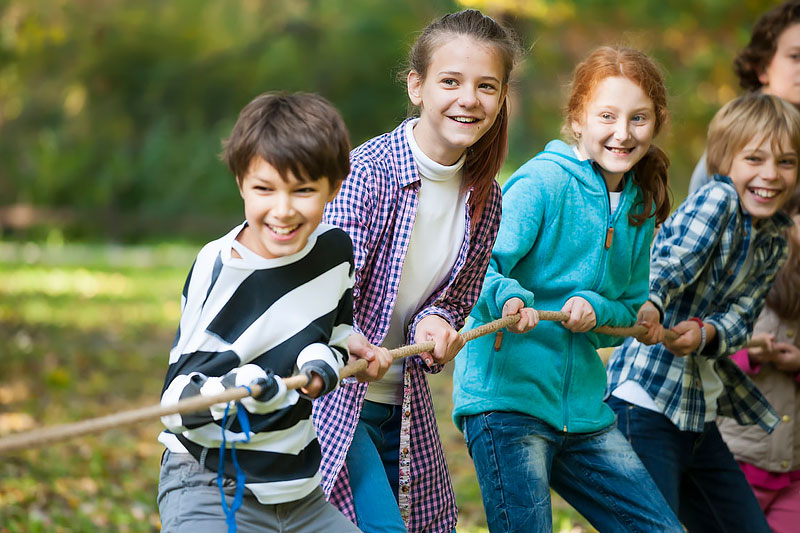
[0,0,780,241]
[0,1,786,530]
[0,241,593,531]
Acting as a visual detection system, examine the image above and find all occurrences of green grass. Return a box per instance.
[0,240,593,532]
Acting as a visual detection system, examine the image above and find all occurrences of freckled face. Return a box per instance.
[572,76,656,190]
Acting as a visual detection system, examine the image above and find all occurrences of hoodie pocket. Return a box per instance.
[484,333,510,395]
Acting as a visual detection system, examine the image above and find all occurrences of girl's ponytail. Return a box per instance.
[630,144,671,227]
[465,101,509,226]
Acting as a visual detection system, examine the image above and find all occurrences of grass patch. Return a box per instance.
[0,241,593,531]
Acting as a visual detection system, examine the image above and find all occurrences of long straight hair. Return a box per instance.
[405,9,523,228]
[563,47,672,226]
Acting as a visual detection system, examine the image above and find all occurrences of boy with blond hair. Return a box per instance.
[608,92,800,532]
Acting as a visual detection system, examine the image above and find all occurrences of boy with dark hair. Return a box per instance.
[157,92,385,532]
[689,0,800,193]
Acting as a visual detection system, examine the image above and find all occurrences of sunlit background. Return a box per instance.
[0,1,780,531]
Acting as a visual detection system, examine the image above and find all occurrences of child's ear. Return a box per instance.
[571,119,582,139]
[407,70,423,106]
[758,68,770,87]
[236,176,245,197]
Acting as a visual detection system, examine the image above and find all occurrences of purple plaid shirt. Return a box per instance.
[313,119,502,532]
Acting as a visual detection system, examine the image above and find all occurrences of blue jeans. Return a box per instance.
[345,400,406,533]
[609,397,771,533]
[462,411,682,533]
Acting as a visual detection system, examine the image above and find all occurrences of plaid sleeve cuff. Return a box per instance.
[407,307,457,374]
[647,293,665,322]
[409,306,457,339]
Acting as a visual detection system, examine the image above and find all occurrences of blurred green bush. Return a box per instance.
[0,0,775,241]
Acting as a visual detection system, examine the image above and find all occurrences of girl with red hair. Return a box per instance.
[452,46,680,532]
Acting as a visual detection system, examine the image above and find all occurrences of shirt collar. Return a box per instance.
[710,174,794,233]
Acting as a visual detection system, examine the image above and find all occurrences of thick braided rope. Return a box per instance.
[0,312,676,454]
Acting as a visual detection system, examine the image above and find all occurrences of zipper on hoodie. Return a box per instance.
[604,227,614,249]
[590,168,626,290]
[563,167,627,432]
[562,334,574,432]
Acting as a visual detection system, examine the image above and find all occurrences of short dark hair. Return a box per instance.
[734,0,800,91]
[222,92,350,188]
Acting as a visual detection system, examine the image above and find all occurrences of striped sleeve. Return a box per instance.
[297,231,354,394]
[160,363,293,433]
[158,225,355,504]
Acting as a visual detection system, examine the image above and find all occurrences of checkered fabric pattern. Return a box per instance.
[313,119,502,532]
[607,176,792,432]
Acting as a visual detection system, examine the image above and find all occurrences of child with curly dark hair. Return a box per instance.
[690,0,800,193]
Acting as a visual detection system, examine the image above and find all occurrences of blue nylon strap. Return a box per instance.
[217,386,254,533]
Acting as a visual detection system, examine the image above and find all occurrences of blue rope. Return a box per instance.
[217,386,253,533]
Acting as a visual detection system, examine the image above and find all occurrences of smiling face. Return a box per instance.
[407,35,507,166]
[571,76,656,191]
[236,156,339,259]
[727,134,799,220]
[759,23,800,105]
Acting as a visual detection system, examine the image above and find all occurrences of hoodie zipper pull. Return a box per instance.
[604,227,614,250]
[494,331,504,351]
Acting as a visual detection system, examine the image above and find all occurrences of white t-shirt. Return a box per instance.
[365,119,467,404]
[609,191,622,213]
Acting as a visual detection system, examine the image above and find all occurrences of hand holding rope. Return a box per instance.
[0,310,716,454]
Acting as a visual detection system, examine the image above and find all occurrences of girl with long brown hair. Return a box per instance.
[313,9,523,532]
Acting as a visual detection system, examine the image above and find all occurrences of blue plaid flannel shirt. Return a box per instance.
[607,176,792,432]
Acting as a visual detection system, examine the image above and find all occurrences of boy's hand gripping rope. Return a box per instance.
[0,311,676,454]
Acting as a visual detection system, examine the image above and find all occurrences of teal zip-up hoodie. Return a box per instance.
[453,140,655,433]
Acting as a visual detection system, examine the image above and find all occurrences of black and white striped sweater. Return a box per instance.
[159,222,353,504]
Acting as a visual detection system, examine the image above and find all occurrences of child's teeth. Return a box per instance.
[752,189,778,199]
[453,117,477,123]
[271,225,298,235]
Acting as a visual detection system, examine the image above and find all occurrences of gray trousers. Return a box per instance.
[158,450,361,533]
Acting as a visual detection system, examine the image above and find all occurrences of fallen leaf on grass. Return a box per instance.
[0,412,36,435]
[0,382,31,404]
